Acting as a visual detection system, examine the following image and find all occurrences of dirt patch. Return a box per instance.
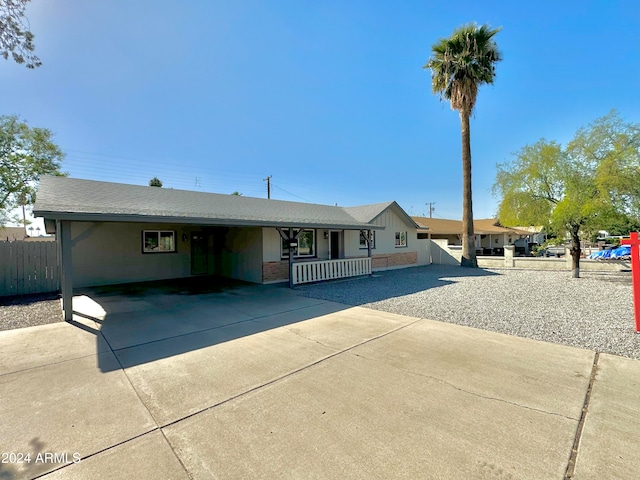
[0,293,63,331]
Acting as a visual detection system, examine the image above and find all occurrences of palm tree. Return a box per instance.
[424,23,502,267]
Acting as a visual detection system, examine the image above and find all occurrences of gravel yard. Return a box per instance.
[0,293,62,331]
[297,265,640,360]
[2,266,638,360]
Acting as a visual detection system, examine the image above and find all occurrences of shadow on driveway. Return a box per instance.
[69,276,350,373]
[67,267,499,373]
[296,264,501,305]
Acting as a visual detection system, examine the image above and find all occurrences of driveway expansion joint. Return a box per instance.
[564,351,599,480]
[155,318,423,430]
[0,352,98,378]
[30,427,161,479]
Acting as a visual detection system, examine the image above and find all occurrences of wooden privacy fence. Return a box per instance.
[0,241,60,297]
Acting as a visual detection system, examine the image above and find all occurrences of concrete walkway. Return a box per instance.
[0,284,638,479]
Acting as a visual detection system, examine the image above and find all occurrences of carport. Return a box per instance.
[34,176,381,320]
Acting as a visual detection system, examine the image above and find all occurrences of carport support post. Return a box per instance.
[288,227,294,288]
[360,229,372,275]
[59,220,73,321]
[276,227,300,288]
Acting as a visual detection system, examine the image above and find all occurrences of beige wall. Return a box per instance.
[220,227,263,283]
[70,222,198,287]
[70,222,264,287]
[430,239,461,265]
[417,238,431,265]
[432,234,460,245]
[262,227,282,262]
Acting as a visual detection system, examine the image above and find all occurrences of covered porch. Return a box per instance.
[274,227,376,287]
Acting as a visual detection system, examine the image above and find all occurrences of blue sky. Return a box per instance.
[4,0,640,224]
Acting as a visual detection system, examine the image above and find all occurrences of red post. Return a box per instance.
[621,232,640,332]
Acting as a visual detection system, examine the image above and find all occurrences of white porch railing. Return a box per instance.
[292,257,371,285]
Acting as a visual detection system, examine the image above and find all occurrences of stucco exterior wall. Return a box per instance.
[220,227,263,283]
[417,238,432,265]
[70,222,198,287]
[316,231,331,260]
[430,239,462,265]
[431,234,460,245]
[262,227,282,262]
[69,222,265,288]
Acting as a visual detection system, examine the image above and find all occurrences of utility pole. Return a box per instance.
[426,202,436,218]
[263,175,272,199]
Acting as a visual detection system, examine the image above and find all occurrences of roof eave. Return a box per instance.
[32,211,385,230]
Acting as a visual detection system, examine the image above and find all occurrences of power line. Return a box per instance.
[60,147,346,203]
[271,183,310,202]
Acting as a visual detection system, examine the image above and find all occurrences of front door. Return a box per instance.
[191,232,208,275]
[330,231,340,259]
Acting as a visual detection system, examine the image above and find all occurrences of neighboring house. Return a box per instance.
[512,225,547,246]
[0,226,27,241]
[412,217,534,255]
[34,177,427,320]
[0,226,55,242]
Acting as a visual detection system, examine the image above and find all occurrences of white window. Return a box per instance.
[395,231,407,248]
[282,229,315,258]
[359,231,375,249]
[143,230,176,253]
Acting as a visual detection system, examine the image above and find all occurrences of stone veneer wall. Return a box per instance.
[371,251,418,269]
[262,260,289,282]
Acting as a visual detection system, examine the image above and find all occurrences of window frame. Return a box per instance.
[359,231,376,249]
[395,231,408,248]
[142,230,177,253]
[281,229,316,259]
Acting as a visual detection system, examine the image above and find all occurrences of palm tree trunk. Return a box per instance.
[460,109,477,268]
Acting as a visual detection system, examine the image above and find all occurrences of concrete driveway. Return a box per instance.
[1,282,639,479]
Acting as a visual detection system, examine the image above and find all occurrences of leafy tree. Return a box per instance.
[570,111,640,219]
[1,0,41,68]
[230,191,242,196]
[0,115,65,225]
[424,23,502,267]
[494,112,640,278]
[603,214,640,237]
[149,177,163,187]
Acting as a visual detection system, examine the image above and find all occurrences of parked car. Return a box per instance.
[543,245,566,257]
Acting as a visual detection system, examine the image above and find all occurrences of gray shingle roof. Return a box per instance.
[344,201,419,228]
[342,202,395,223]
[33,177,383,230]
